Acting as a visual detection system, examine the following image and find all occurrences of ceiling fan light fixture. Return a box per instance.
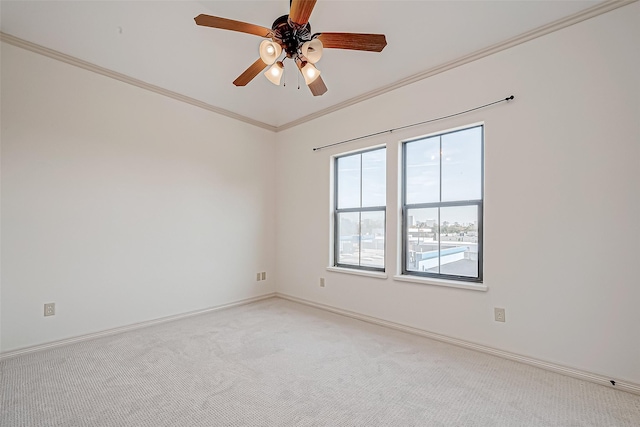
[301,61,321,85]
[264,61,284,85]
[301,39,323,63]
[194,1,387,96]
[259,40,282,65]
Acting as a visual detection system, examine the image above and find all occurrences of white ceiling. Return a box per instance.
[1,0,603,129]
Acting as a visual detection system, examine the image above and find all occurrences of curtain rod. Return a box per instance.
[312,95,515,152]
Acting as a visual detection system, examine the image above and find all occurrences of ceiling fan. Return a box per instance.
[194,0,387,96]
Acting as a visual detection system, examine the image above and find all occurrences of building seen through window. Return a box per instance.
[334,147,386,271]
[403,125,483,281]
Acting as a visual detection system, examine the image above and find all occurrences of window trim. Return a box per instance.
[327,266,388,279]
[334,146,386,272]
[400,124,484,283]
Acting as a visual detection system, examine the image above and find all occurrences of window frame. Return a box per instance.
[401,125,484,283]
[334,146,386,272]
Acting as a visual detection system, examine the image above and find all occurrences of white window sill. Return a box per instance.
[326,266,388,279]
[393,274,488,292]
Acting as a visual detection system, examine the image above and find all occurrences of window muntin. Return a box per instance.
[402,126,483,282]
[335,147,386,271]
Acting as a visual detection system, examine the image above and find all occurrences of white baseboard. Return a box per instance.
[276,292,640,396]
[0,293,277,361]
[4,291,638,396]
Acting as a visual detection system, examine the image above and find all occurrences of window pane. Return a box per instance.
[441,127,482,201]
[337,154,360,209]
[405,136,440,205]
[335,148,387,271]
[402,125,483,281]
[405,207,439,272]
[437,206,479,278]
[361,149,386,207]
[337,212,360,266]
[360,211,385,268]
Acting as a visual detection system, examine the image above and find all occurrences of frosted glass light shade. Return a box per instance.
[301,62,321,85]
[301,39,323,63]
[259,40,282,65]
[264,61,284,85]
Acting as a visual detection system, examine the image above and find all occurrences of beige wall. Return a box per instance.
[1,42,277,352]
[274,4,640,383]
[2,2,638,387]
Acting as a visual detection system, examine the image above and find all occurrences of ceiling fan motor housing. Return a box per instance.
[272,15,312,58]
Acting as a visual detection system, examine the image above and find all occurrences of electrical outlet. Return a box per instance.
[494,307,505,322]
[261,272,266,280]
[44,303,55,317]
[256,273,261,281]
[320,278,325,287]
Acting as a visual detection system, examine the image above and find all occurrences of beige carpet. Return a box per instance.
[1,298,639,426]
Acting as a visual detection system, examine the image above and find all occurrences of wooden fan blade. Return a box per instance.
[317,33,387,52]
[194,14,274,38]
[289,0,317,26]
[233,58,268,86]
[308,75,328,96]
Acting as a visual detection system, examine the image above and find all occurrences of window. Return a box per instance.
[402,125,483,282]
[334,147,386,271]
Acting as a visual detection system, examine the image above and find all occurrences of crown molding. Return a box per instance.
[275,0,637,132]
[2,0,636,133]
[0,31,277,132]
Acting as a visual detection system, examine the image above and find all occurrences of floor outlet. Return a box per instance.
[44,303,56,317]
[494,307,505,322]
